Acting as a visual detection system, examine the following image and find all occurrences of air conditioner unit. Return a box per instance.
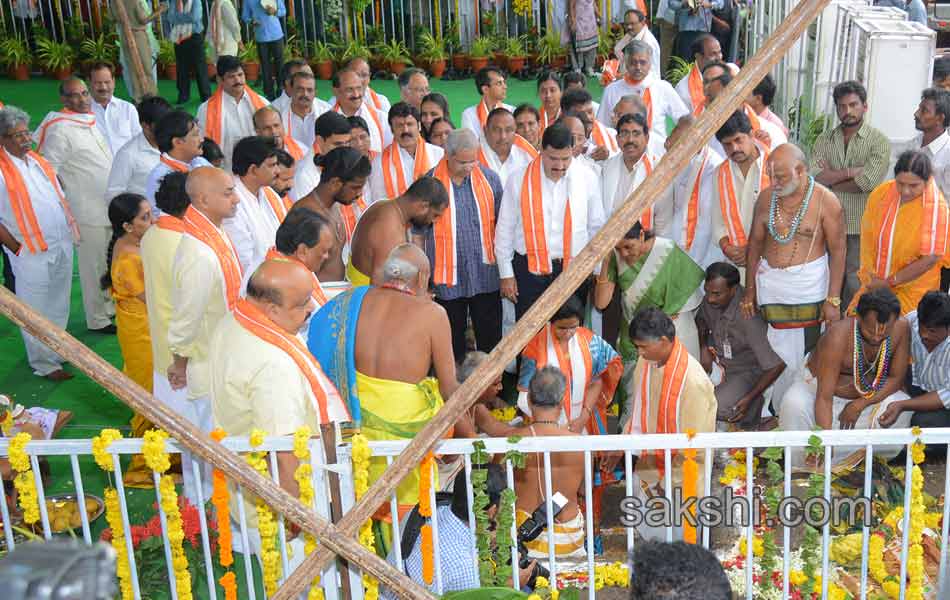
[836,6,907,83]
[814,0,871,115]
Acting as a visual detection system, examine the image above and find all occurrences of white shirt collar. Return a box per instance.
[923,129,950,155]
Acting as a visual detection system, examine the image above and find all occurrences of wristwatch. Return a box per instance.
[826,296,841,308]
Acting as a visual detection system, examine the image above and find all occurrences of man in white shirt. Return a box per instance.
[601,113,672,235]
[610,94,669,157]
[223,136,282,272]
[613,8,661,77]
[367,102,443,203]
[339,56,392,113]
[495,122,606,318]
[675,33,723,114]
[106,96,172,201]
[281,70,331,151]
[461,66,515,136]
[270,59,312,115]
[667,115,724,268]
[398,68,431,110]
[560,111,604,178]
[252,105,305,161]
[480,108,537,184]
[330,69,391,154]
[145,110,212,213]
[712,111,770,282]
[0,106,79,380]
[562,89,618,163]
[914,88,950,200]
[89,63,142,154]
[596,41,688,143]
[197,55,270,170]
[701,61,787,156]
[33,77,114,333]
[290,111,353,201]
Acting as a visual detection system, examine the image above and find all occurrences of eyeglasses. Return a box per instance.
[704,75,730,86]
[616,129,644,139]
[2,130,31,140]
[62,90,90,99]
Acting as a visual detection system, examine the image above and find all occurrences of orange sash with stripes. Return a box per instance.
[874,179,950,277]
[687,65,704,111]
[635,154,655,229]
[684,151,709,250]
[717,150,769,247]
[205,86,267,145]
[521,158,572,275]
[539,106,559,133]
[262,186,293,223]
[382,137,431,199]
[232,298,347,423]
[432,160,496,286]
[264,246,328,306]
[366,87,385,111]
[159,153,190,173]
[35,109,96,151]
[477,134,538,170]
[591,121,619,153]
[744,104,762,132]
[523,323,593,421]
[0,149,78,254]
[333,101,384,148]
[340,197,368,244]
[280,109,307,161]
[476,99,492,129]
[623,76,654,126]
[181,205,243,308]
[155,215,186,233]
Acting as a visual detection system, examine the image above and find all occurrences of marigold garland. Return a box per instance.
[104,488,134,600]
[292,426,324,600]
[906,437,926,600]
[248,428,282,596]
[418,452,435,585]
[92,428,123,472]
[351,433,378,600]
[218,571,237,600]
[210,429,237,599]
[681,448,698,544]
[9,432,39,525]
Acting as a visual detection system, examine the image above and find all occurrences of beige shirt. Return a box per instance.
[711,153,769,247]
[141,225,183,374]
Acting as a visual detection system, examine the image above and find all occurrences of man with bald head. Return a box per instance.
[309,243,473,519]
[610,94,667,157]
[212,258,348,562]
[254,105,306,162]
[744,143,846,389]
[480,108,538,184]
[330,69,391,153]
[166,166,241,504]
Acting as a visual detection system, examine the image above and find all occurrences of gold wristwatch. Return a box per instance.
[826,296,842,308]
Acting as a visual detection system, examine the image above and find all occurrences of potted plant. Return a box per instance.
[0,36,32,80]
[469,37,494,73]
[339,39,371,67]
[364,25,386,71]
[239,40,260,81]
[537,29,567,70]
[158,39,176,80]
[417,31,447,78]
[503,36,527,74]
[378,39,411,76]
[79,33,118,74]
[36,38,75,80]
[309,41,336,80]
[445,22,467,72]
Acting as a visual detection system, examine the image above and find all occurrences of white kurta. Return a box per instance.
[460,101,515,137]
[613,27,662,77]
[33,111,114,330]
[91,96,142,155]
[918,129,950,201]
[197,91,268,170]
[144,155,213,214]
[366,141,444,203]
[280,98,332,150]
[332,103,391,153]
[0,150,74,375]
[671,147,724,268]
[708,112,787,158]
[596,75,688,141]
[711,152,769,259]
[601,151,673,237]
[105,132,161,200]
[479,141,534,185]
[495,160,606,279]
[222,177,282,272]
[290,150,321,201]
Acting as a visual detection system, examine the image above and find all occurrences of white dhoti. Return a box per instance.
[778,363,912,466]
[756,254,829,414]
[153,371,212,505]
[76,223,115,329]
[671,308,700,360]
[8,243,73,376]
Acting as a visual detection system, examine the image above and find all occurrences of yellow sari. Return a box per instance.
[111,251,156,488]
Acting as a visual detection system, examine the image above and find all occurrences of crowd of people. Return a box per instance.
[1,6,950,594]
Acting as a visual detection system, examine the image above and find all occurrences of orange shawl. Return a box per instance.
[591,121,619,154]
[382,137,431,199]
[205,86,267,145]
[340,197,368,244]
[687,65,704,112]
[333,101,384,148]
[262,186,294,223]
[366,87,386,111]
[432,160,496,286]
[874,178,949,277]
[683,151,710,251]
[623,76,654,126]
[155,215,186,233]
[635,154,655,229]
[35,109,96,151]
[521,157,572,275]
[0,149,78,254]
[477,134,538,170]
[717,149,770,246]
[232,298,347,423]
[281,109,306,161]
[159,153,190,173]
[264,246,328,307]
[181,205,243,308]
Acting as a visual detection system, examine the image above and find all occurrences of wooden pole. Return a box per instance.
[271,0,833,597]
[0,286,435,600]
[110,0,151,100]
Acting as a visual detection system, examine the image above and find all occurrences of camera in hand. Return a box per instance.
[515,491,569,589]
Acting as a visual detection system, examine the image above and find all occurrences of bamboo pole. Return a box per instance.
[110,0,150,101]
[0,286,435,600]
[271,0,834,597]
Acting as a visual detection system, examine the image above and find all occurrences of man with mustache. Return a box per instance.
[675,34,723,114]
[809,80,890,311]
[610,94,668,157]
[613,8,661,77]
[596,41,688,145]
[562,88,616,163]
[461,66,514,137]
[280,71,331,152]
[366,102,443,203]
[480,108,537,185]
[330,69,391,154]
[912,88,950,291]
[744,143,846,386]
[495,122,606,318]
[253,105,304,161]
[270,60,313,115]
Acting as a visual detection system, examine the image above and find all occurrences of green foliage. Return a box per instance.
[340,39,372,62]
[80,33,119,65]
[64,15,87,46]
[364,25,385,49]
[157,39,175,67]
[800,432,826,594]
[502,36,525,58]
[285,32,305,59]
[787,97,829,155]
[444,22,462,55]
[238,40,258,63]
[0,36,32,68]
[31,22,51,44]
[378,39,411,65]
[494,488,516,585]
[418,31,447,61]
[36,38,75,71]
[665,56,693,86]
[536,29,566,63]
[470,440,494,584]
[351,0,372,15]
[469,37,495,59]
[310,41,336,62]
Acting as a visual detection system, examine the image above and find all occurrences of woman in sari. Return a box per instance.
[420,93,450,139]
[537,70,562,135]
[593,223,705,405]
[101,193,155,488]
[850,150,949,315]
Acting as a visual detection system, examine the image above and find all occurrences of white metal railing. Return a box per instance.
[1,427,948,599]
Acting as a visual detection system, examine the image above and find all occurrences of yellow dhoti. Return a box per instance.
[347,258,371,287]
[516,509,587,559]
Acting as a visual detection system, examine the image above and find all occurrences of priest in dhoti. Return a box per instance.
[112,0,163,100]
[619,307,716,542]
[33,78,115,333]
[365,102,443,203]
[212,259,349,566]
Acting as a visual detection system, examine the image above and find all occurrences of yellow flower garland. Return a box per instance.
[906,438,926,600]
[293,426,324,600]
[351,433,378,600]
[92,428,123,472]
[868,533,901,599]
[94,429,132,600]
[9,432,39,524]
[248,428,282,596]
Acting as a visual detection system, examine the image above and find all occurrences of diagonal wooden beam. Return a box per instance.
[0,287,435,599]
[272,0,832,597]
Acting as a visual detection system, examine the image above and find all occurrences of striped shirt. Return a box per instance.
[906,310,950,409]
[809,120,891,235]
